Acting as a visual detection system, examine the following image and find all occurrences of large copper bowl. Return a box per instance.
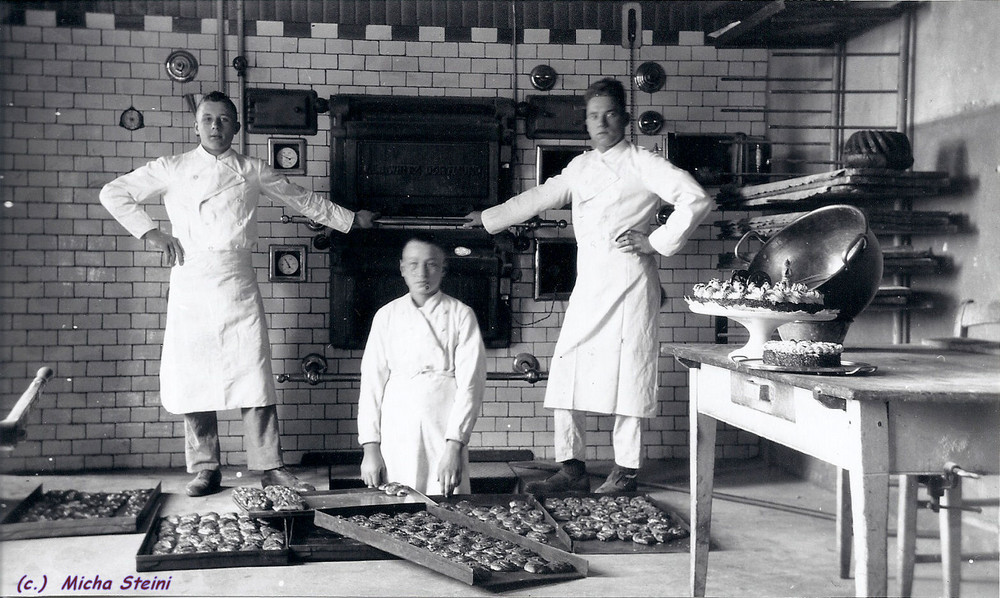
[734,204,883,341]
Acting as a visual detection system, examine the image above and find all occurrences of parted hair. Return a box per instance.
[584,78,627,114]
[197,91,239,120]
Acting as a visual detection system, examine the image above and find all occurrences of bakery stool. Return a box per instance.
[838,465,998,598]
[838,299,1000,597]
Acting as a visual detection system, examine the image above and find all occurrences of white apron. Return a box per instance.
[160,250,277,414]
[380,373,471,496]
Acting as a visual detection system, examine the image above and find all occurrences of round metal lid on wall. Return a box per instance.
[634,61,666,94]
[637,110,663,135]
[165,50,199,82]
[529,65,558,91]
[119,106,144,131]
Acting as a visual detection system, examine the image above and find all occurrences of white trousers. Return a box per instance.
[553,408,642,469]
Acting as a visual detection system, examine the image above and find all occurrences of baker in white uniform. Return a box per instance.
[100,91,376,497]
[467,78,712,493]
[358,235,486,497]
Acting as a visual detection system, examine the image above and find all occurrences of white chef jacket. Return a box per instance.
[482,140,712,418]
[99,146,356,414]
[358,292,487,495]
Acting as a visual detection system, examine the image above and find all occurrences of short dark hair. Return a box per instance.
[584,78,627,114]
[402,234,446,258]
[197,91,239,120]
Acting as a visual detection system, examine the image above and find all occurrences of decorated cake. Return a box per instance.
[687,259,828,314]
[762,340,843,368]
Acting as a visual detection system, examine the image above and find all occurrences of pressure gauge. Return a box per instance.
[268,138,306,175]
[276,146,299,169]
[120,106,144,131]
[270,245,307,282]
[277,252,300,275]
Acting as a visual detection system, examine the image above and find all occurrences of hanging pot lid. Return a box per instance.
[165,50,199,82]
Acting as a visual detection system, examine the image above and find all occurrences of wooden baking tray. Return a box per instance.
[314,502,587,591]
[535,492,692,554]
[134,514,289,572]
[431,493,571,552]
[0,483,162,541]
[242,487,431,519]
[286,518,395,562]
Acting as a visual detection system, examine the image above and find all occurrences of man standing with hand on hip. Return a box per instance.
[100,91,375,496]
[467,78,712,493]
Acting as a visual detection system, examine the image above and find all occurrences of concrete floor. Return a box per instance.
[1,461,997,597]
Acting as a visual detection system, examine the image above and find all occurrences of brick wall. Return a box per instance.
[0,7,766,472]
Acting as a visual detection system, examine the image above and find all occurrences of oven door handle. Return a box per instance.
[373,216,474,228]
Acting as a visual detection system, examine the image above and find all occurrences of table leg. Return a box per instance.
[939,478,963,598]
[690,368,717,597]
[897,475,919,597]
[837,468,853,579]
[848,401,891,597]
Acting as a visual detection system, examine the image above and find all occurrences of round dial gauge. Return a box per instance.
[276,146,299,169]
[120,107,144,131]
[277,253,300,275]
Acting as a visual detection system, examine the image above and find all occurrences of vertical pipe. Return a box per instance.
[830,42,845,166]
[217,0,225,93]
[237,0,246,154]
[892,11,913,345]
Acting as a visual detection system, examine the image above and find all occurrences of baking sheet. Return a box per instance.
[134,513,289,572]
[243,487,431,518]
[0,483,162,541]
[314,502,587,591]
[737,358,877,376]
[534,492,692,554]
[430,493,570,552]
[287,518,396,562]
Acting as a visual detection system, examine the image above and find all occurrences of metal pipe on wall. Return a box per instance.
[237,0,246,154]
[892,10,914,345]
[216,0,225,93]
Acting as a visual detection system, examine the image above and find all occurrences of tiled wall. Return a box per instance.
[0,6,767,472]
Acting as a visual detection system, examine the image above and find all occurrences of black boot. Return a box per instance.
[524,459,590,494]
[594,465,638,493]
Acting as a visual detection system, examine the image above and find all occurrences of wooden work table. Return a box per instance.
[662,343,1000,597]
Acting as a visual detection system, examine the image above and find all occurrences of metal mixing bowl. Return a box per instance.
[735,204,883,323]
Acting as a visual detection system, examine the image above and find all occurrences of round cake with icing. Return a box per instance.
[762,339,843,368]
[688,277,826,314]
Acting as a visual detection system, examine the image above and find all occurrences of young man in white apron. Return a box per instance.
[467,78,712,493]
[358,236,486,497]
[100,92,376,496]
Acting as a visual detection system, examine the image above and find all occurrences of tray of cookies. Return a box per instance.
[536,493,691,554]
[314,502,587,591]
[134,511,289,572]
[233,484,431,519]
[286,518,396,562]
[0,483,162,541]
[431,494,570,552]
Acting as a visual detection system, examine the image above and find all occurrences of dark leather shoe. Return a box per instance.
[524,468,590,494]
[594,466,638,494]
[260,467,315,493]
[185,469,222,497]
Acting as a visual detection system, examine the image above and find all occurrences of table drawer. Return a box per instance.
[730,372,796,422]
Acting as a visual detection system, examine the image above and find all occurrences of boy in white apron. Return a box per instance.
[358,236,486,497]
[467,79,712,493]
[100,92,375,496]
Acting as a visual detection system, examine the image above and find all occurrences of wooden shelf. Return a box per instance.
[715,168,952,209]
[704,0,910,49]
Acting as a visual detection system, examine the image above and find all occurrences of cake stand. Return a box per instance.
[685,300,839,360]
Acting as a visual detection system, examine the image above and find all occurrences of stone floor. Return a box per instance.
[1,460,996,597]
